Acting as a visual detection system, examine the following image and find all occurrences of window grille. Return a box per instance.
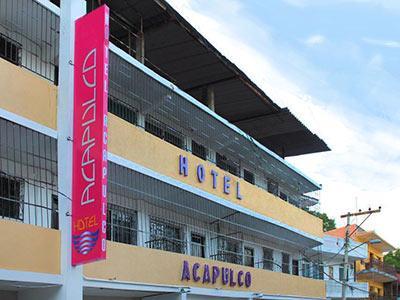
[190,233,205,258]
[292,259,299,275]
[0,0,60,82]
[109,96,138,126]
[212,236,243,265]
[244,246,255,267]
[261,247,274,271]
[145,115,185,150]
[191,140,207,160]
[0,118,58,228]
[243,169,255,184]
[107,204,137,245]
[0,33,21,66]
[0,175,22,220]
[147,217,185,254]
[216,153,239,177]
[280,192,288,201]
[268,179,279,196]
[282,253,290,274]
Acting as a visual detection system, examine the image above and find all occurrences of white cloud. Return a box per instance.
[304,34,326,46]
[363,38,400,48]
[166,0,400,247]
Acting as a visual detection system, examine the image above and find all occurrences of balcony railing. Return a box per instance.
[0,118,58,229]
[366,258,398,277]
[0,0,321,210]
[0,0,60,83]
[0,33,21,66]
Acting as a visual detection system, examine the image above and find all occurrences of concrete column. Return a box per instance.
[136,31,145,64]
[57,1,86,300]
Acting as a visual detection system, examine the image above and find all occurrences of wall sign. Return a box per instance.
[181,260,252,288]
[72,5,109,266]
[179,155,243,200]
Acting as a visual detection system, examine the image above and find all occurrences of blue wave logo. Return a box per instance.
[72,230,99,255]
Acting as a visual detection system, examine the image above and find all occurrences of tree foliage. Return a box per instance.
[305,208,336,232]
[384,249,400,272]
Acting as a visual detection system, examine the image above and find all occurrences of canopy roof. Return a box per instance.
[100,0,330,157]
[326,225,396,253]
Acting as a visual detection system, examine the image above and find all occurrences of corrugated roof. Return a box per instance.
[101,0,330,157]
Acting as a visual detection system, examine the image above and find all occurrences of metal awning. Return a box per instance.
[108,160,322,250]
[355,231,396,253]
[95,0,330,158]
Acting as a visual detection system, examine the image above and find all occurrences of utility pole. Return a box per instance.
[340,207,381,300]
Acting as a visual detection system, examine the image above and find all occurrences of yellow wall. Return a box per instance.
[84,241,326,298]
[108,114,323,238]
[0,62,323,239]
[0,59,57,129]
[353,237,384,296]
[0,220,60,274]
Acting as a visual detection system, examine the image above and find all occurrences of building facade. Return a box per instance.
[0,0,331,299]
[327,226,398,299]
[317,235,369,299]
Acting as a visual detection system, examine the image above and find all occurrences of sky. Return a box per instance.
[167,0,400,248]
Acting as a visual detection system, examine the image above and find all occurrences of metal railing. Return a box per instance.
[366,258,398,277]
[0,0,60,83]
[0,32,21,65]
[0,118,58,228]
[107,50,319,210]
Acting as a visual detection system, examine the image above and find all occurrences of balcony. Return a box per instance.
[0,0,324,213]
[357,258,398,283]
[326,280,369,299]
[83,241,326,299]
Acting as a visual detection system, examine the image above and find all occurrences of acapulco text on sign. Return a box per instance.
[72,5,109,266]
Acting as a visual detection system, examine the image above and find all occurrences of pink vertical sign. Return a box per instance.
[72,5,109,266]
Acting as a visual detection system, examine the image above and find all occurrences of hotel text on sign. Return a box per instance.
[72,5,109,266]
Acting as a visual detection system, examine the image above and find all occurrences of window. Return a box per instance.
[339,266,344,281]
[244,247,254,267]
[145,116,184,149]
[108,96,137,126]
[282,253,290,274]
[279,191,288,201]
[292,259,299,275]
[107,204,137,245]
[0,33,21,66]
[216,153,239,176]
[0,175,22,220]
[312,263,322,279]
[243,169,255,184]
[192,140,207,160]
[329,266,334,279]
[267,179,279,196]
[302,262,311,278]
[148,218,184,254]
[319,265,324,280]
[51,195,59,229]
[191,233,205,258]
[263,248,274,271]
[216,236,242,264]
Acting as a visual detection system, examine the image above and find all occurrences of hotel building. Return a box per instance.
[0,0,332,299]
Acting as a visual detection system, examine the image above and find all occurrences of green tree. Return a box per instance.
[304,208,336,232]
[384,249,400,272]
